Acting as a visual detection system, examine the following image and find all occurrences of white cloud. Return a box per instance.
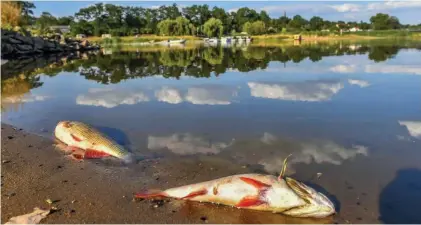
[368,0,421,11]
[348,79,370,88]
[185,85,238,105]
[259,135,368,174]
[261,132,278,145]
[148,133,233,155]
[155,86,183,104]
[248,80,344,102]
[330,3,361,12]
[399,121,421,139]
[365,65,421,75]
[330,64,357,73]
[76,87,149,108]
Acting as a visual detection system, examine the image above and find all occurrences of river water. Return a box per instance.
[2,40,421,223]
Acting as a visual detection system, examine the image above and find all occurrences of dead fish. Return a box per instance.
[54,121,132,162]
[135,156,335,218]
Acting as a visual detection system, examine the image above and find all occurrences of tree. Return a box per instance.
[203,18,223,37]
[288,15,308,30]
[57,16,74,25]
[370,13,400,30]
[243,21,266,35]
[235,7,260,31]
[35,12,58,34]
[15,1,36,25]
[309,16,323,31]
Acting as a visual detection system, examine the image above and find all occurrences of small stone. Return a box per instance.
[356,202,361,205]
[153,204,159,208]
[46,199,53,204]
[7,136,14,140]
[2,160,11,164]
[57,165,62,169]
[6,192,16,197]
[71,200,76,204]
[200,216,207,222]
[28,145,33,148]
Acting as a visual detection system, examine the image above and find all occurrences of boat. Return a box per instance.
[205,38,219,43]
[167,39,186,44]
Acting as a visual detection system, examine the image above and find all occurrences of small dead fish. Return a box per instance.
[54,121,132,162]
[135,156,335,218]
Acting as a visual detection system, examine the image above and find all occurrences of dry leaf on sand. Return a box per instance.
[6,207,50,224]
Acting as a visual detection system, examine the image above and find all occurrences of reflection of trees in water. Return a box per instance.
[1,74,43,112]
[1,43,417,87]
[368,46,399,62]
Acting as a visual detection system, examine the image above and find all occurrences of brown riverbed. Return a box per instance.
[2,123,420,224]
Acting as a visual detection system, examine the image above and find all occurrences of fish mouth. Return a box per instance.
[285,177,335,213]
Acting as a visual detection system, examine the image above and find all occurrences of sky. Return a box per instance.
[33,1,421,25]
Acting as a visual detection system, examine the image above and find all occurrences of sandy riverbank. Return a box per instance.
[1,123,337,224]
[3,122,419,223]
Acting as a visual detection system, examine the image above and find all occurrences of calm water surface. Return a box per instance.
[2,40,421,223]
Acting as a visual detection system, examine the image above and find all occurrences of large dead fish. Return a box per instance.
[54,121,132,162]
[135,156,335,218]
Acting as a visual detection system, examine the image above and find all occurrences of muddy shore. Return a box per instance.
[2,123,420,224]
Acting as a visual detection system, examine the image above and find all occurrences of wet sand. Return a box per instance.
[2,123,421,224]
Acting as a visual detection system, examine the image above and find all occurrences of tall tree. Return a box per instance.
[203,18,223,37]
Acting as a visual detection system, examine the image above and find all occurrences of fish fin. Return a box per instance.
[135,189,167,199]
[236,196,265,208]
[70,134,82,142]
[84,149,110,159]
[240,177,271,189]
[70,153,84,161]
[182,189,208,199]
[278,154,292,180]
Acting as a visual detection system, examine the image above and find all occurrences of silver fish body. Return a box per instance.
[54,121,131,162]
[136,173,335,218]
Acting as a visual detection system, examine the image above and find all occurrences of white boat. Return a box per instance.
[167,39,186,44]
[206,38,219,43]
[221,36,234,44]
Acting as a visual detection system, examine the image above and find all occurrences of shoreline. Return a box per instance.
[1,123,337,224]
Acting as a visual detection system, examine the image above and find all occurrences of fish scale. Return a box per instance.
[55,121,130,160]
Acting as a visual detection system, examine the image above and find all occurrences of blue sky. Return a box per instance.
[33,1,421,24]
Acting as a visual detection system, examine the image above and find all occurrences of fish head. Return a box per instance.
[55,121,77,144]
[283,177,335,218]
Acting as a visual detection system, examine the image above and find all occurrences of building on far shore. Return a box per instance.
[349,27,363,32]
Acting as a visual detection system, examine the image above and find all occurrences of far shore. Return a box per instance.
[85,32,420,45]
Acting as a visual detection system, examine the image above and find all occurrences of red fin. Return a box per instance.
[135,190,167,199]
[84,149,110,159]
[236,196,265,208]
[240,177,271,189]
[72,153,84,160]
[71,134,82,142]
[182,189,208,199]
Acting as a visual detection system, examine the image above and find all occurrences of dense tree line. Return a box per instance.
[3,1,421,37]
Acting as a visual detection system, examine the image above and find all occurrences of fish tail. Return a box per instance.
[135,189,167,199]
